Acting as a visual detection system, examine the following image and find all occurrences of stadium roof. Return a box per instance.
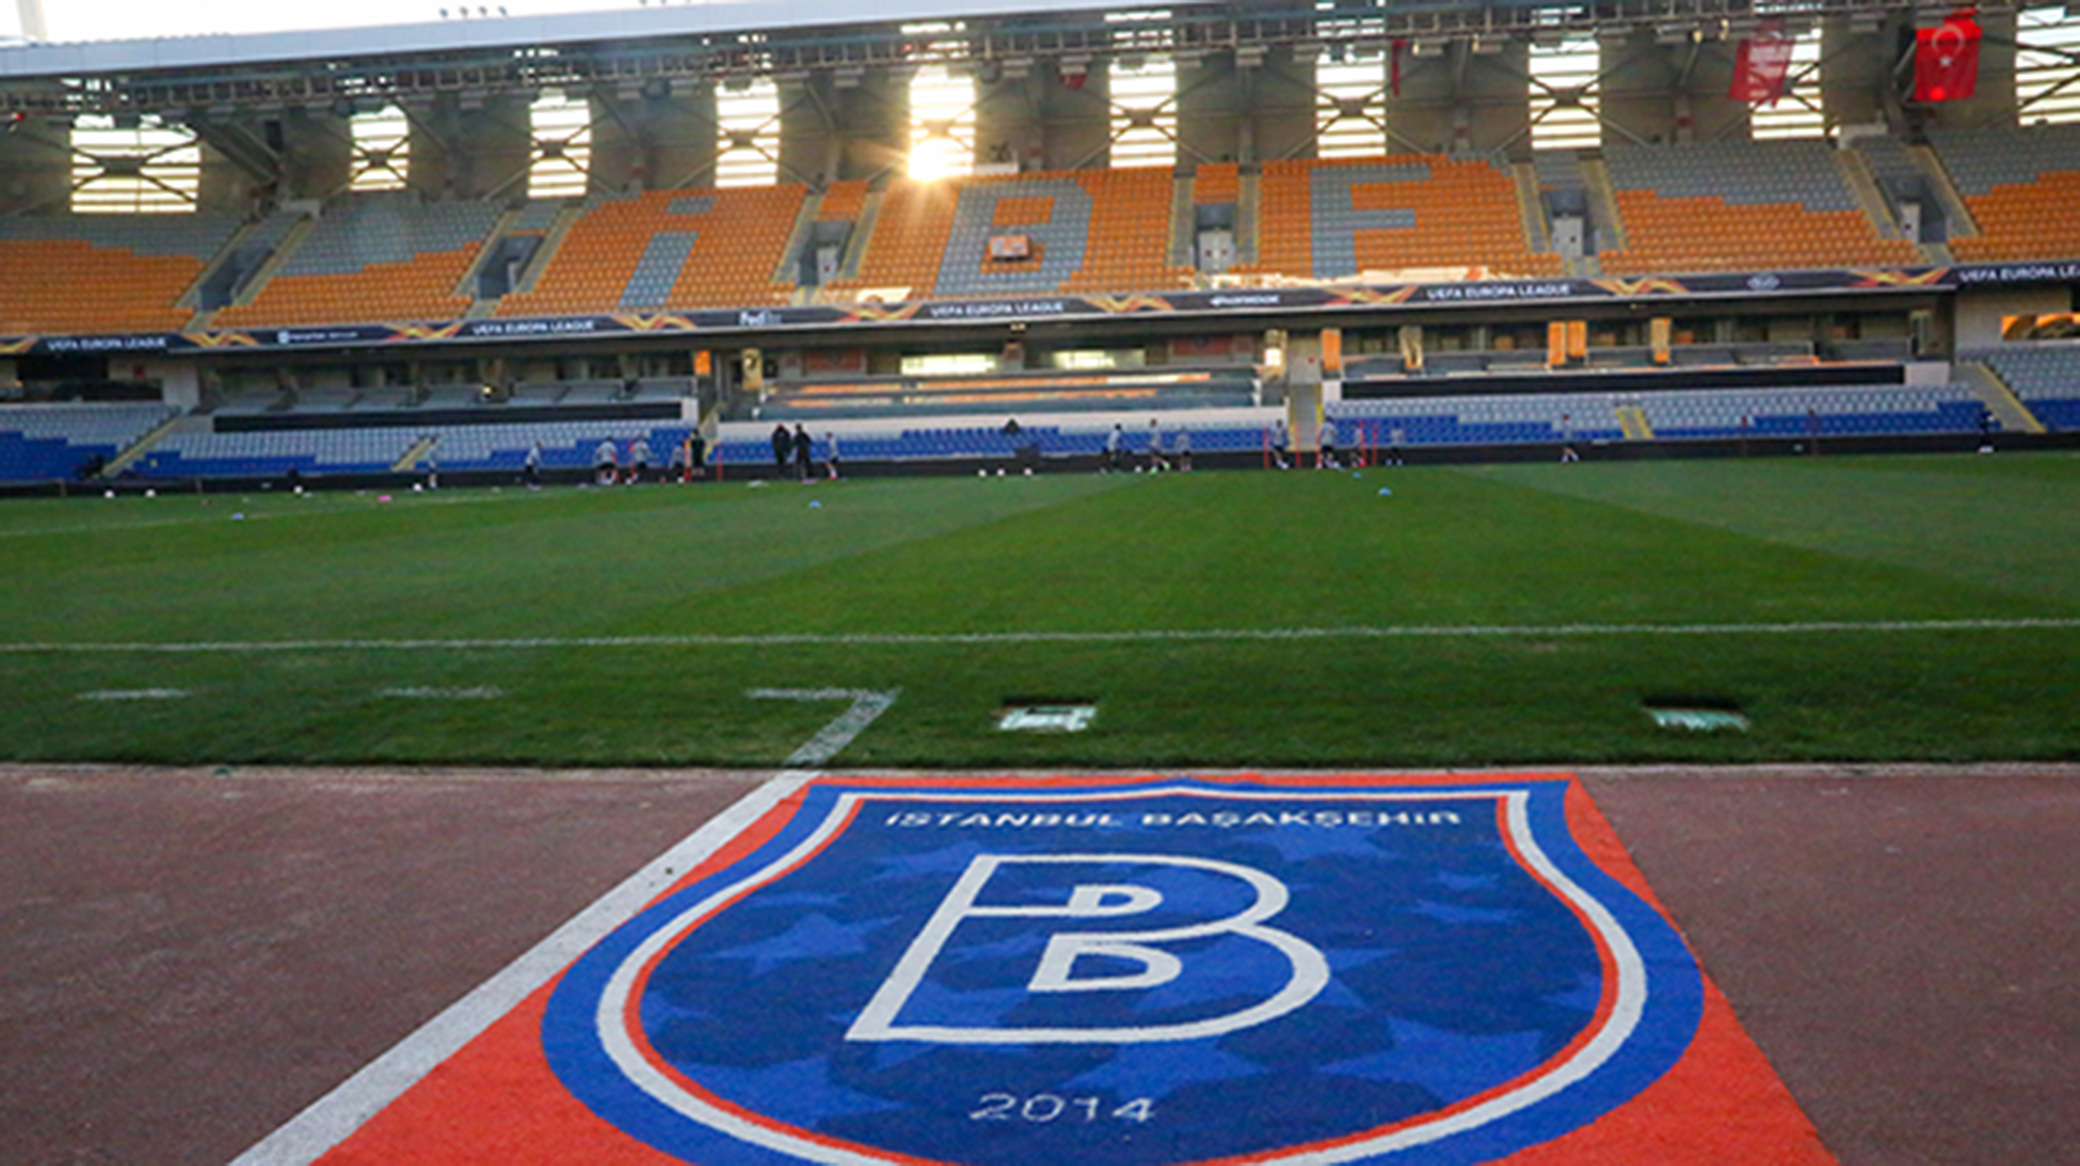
[0,0,1142,79]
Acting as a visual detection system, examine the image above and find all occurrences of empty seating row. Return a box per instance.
[1967,344,2080,431]
[713,422,1266,465]
[133,419,697,479]
[0,402,178,481]
[1330,383,1981,444]
[0,213,241,334]
[499,187,803,317]
[1599,140,1917,274]
[21,134,2080,339]
[214,194,500,327]
[1929,125,2080,262]
[1243,154,1563,280]
[833,168,1190,300]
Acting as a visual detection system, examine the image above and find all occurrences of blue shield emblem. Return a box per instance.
[543,777,1702,1164]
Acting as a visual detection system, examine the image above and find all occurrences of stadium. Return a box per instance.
[0,1,2076,1163]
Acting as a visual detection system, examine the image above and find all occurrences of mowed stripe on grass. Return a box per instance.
[1,455,2075,767]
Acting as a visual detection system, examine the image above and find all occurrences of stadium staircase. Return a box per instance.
[218,217,315,312]
[96,413,185,479]
[503,204,584,300]
[1580,157,1628,252]
[1834,149,1907,243]
[1615,405,1654,441]
[1169,174,1196,270]
[392,435,438,473]
[1511,162,1552,254]
[1909,144,1980,242]
[1236,169,1261,267]
[1957,361,2047,434]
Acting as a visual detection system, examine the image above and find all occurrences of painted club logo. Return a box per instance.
[543,779,1703,1164]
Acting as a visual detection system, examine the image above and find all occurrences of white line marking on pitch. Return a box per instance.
[377,686,505,700]
[75,688,189,701]
[226,769,824,1166]
[6,617,2079,655]
[227,689,903,1165]
[749,688,900,767]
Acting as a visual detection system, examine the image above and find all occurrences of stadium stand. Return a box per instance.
[827,179,960,300]
[134,419,697,479]
[0,403,178,481]
[497,186,806,316]
[213,194,499,327]
[831,169,1189,300]
[0,214,240,335]
[711,419,1266,467]
[1330,383,1980,444]
[1193,163,1240,205]
[1598,140,1919,274]
[754,368,1257,421]
[816,180,872,223]
[1969,345,2080,431]
[1930,125,2080,262]
[1242,155,1563,280]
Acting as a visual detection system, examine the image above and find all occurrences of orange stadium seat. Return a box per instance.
[1238,155,1562,281]
[833,169,1189,301]
[215,196,500,328]
[499,186,807,316]
[0,215,240,336]
[1598,141,1916,276]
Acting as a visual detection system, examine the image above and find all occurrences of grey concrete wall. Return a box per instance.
[1955,286,2067,350]
[589,83,721,192]
[0,114,76,213]
[1601,32,1750,146]
[408,96,532,201]
[1822,17,1904,131]
[277,109,354,202]
[1391,42,1531,157]
[973,66,1046,172]
[1038,61,1112,171]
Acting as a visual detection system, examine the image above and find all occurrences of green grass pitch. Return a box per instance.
[3,452,2076,768]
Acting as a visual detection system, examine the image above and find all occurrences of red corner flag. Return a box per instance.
[1730,22,1795,105]
[1916,10,1982,103]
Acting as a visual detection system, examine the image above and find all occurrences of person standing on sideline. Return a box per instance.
[793,423,813,482]
[1174,425,1192,472]
[629,436,654,484]
[523,441,543,489]
[771,422,791,477]
[1104,423,1124,472]
[1317,419,1339,469]
[423,435,440,490]
[1271,419,1290,469]
[667,436,689,483]
[1559,413,1579,463]
[1386,425,1405,467]
[594,436,618,485]
[1146,419,1166,473]
[824,431,842,480]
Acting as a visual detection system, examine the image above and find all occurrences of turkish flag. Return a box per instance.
[1730,23,1795,105]
[1915,11,1982,103]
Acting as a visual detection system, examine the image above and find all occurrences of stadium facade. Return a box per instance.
[2,1,2078,484]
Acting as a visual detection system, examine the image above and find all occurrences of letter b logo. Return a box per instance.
[846,854,1328,1045]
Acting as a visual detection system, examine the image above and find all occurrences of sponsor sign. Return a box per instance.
[17,259,2063,358]
[288,774,1828,1165]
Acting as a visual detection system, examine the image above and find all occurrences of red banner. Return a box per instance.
[1730,23,1796,105]
[1916,11,1982,103]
